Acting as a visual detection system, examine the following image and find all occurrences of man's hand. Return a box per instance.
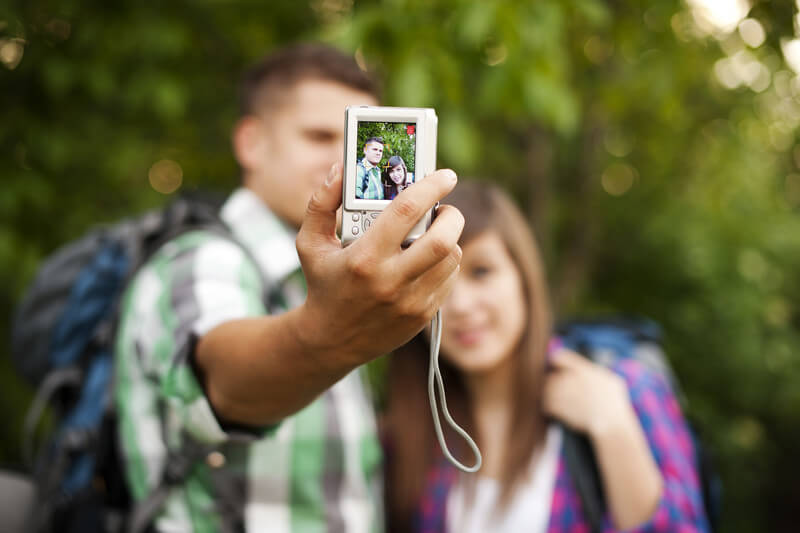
[294,163,464,368]
[197,163,463,426]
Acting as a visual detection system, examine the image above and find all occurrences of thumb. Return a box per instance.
[299,163,343,243]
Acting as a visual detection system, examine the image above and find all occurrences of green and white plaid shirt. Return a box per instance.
[115,188,383,533]
[356,160,383,200]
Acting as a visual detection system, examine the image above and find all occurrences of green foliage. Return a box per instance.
[2,1,800,531]
[356,121,416,174]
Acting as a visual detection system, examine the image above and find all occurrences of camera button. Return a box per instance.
[351,226,360,235]
[369,212,379,219]
[352,213,360,222]
[363,218,372,231]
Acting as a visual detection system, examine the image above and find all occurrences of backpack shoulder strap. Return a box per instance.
[560,428,605,533]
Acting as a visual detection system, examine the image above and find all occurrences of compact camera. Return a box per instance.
[341,106,438,247]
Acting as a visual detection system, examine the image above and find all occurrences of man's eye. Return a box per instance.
[305,130,336,143]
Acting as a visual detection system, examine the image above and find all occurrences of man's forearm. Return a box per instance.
[195,305,358,426]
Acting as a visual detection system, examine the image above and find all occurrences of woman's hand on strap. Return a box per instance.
[541,349,635,438]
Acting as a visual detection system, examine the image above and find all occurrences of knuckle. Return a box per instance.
[395,295,427,321]
[305,190,326,217]
[418,301,435,323]
[395,299,416,320]
[346,251,377,279]
[392,197,420,223]
[428,236,452,262]
[372,282,397,304]
[424,301,440,322]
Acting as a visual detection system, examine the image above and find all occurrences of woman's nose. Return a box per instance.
[444,280,474,316]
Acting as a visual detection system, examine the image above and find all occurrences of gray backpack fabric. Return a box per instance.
[0,470,36,533]
[11,194,259,533]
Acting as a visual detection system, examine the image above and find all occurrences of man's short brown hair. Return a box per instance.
[239,43,379,116]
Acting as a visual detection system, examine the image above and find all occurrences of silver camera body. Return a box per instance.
[341,106,438,247]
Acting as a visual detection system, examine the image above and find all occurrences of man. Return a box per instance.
[356,137,384,199]
[114,43,463,532]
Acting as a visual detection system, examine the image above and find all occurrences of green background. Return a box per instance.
[357,121,416,176]
[2,1,800,531]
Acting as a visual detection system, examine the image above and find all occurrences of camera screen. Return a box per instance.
[354,121,417,201]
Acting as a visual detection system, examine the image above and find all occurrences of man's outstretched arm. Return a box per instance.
[196,164,464,426]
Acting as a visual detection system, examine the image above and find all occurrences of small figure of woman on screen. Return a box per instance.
[382,155,411,200]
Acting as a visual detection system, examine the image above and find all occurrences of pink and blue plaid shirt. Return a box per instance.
[414,358,711,533]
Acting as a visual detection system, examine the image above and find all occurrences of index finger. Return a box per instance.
[364,169,458,255]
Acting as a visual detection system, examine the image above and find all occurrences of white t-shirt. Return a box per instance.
[446,424,563,533]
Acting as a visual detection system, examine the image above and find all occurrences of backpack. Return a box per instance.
[10,194,250,533]
[556,318,722,533]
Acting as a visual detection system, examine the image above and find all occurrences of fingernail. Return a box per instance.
[325,163,337,187]
[444,169,457,182]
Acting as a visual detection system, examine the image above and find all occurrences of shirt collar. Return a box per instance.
[219,187,301,285]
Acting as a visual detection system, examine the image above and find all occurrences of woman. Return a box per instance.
[382,155,410,200]
[384,182,709,532]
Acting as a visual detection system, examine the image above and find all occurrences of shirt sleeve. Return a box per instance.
[356,163,365,198]
[614,359,711,533]
[124,232,275,445]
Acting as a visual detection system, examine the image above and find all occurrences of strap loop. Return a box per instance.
[428,309,482,473]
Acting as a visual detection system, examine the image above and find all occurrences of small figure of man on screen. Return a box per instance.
[356,136,384,199]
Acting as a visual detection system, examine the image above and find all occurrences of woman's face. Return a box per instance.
[389,164,405,184]
[440,231,527,376]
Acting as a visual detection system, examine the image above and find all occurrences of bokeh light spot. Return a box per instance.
[782,39,800,75]
[148,159,183,194]
[731,417,763,450]
[601,163,637,196]
[0,38,25,70]
[584,37,613,65]
[714,50,769,91]
[738,18,765,48]
[485,44,508,66]
[688,0,750,35]
[604,130,633,157]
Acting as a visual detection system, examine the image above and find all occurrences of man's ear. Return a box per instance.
[233,115,268,172]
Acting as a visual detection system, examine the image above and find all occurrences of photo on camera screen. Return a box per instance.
[354,121,417,201]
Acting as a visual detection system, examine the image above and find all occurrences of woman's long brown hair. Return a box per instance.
[384,181,553,531]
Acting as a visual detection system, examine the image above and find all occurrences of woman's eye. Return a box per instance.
[470,265,491,279]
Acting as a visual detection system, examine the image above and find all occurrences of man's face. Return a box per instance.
[237,79,377,227]
[363,141,383,166]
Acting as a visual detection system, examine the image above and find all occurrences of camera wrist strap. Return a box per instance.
[428,309,482,472]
